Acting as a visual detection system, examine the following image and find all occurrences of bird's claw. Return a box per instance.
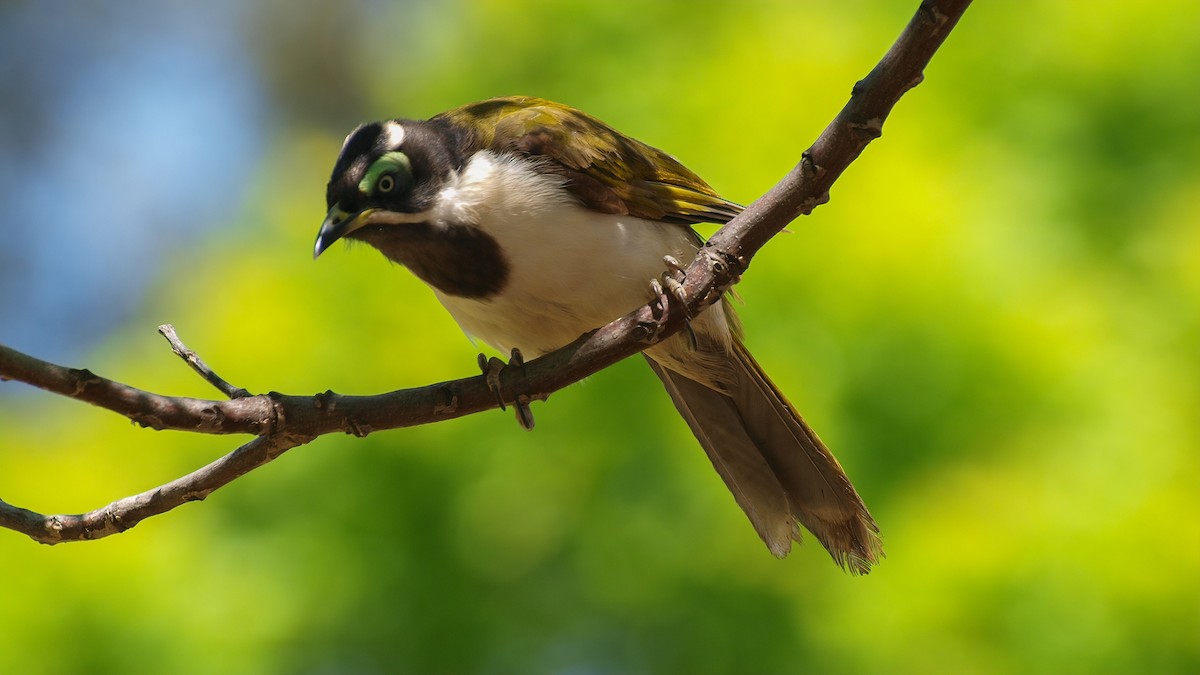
[649,278,666,320]
[514,394,535,431]
[662,276,698,348]
[661,254,692,320]
[643,264,697,349]
[477,348,535,430]
[662,276,690,316]
[478,353,507,411]
[663,254,687,279]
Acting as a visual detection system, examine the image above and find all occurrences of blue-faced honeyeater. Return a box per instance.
[315,96,881,573]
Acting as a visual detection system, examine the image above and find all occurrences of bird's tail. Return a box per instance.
[645,339,882,574]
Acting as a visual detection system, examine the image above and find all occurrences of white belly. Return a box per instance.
[433,205,696,355]
[428,151,728,359]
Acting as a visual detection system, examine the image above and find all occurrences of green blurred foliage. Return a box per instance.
[2,1,1199,673]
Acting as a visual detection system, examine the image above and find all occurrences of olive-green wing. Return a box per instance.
[434,96,742,225]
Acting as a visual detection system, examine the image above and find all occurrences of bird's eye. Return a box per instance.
[377,174,396,194]
[359,152,411,197]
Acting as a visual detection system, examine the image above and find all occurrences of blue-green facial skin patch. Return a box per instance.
[359,151,413,195]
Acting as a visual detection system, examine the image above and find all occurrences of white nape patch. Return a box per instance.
[382,121,406,149]
[426,150,733,375]
[432,151,576,229]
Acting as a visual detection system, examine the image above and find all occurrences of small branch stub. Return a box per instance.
[158,324,252,400]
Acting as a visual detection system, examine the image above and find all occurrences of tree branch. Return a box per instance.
[0,0,972,544]
[0,437,280,544]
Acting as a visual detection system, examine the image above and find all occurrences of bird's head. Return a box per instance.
[314,119,465,259]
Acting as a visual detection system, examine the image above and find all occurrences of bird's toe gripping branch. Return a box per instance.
[477,348,535,430]
[642,255,698,350]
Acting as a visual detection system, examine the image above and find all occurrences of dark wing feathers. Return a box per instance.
[433,96,743,225]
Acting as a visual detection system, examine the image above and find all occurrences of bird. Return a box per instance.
[314,96,882,573]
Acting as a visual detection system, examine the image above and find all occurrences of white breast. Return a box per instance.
[426,151,730,361]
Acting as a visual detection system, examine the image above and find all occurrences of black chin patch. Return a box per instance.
[351,222,509,299]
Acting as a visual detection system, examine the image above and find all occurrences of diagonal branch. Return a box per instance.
[0,436,283,544]
[0,0,972,544]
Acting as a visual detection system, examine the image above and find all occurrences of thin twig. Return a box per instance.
[0,436,299,544]
[0,0,973,544]
[158,324,252,399]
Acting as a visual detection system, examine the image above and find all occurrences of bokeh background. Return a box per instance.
[2,1,1197,673]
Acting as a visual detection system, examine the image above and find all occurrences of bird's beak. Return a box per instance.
[314,204,374,259]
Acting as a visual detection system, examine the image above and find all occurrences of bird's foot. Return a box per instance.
[642,258,697,349]
[477,348,535,430]
[661,255,694,326]
[477,352,507,410]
